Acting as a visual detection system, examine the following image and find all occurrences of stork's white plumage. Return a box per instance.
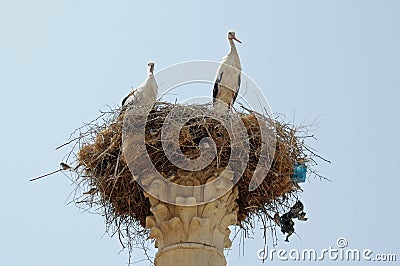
[122,62,158,107]
[213,31,242,110]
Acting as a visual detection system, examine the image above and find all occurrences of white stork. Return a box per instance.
[122,62,158,107]
[213,31,242,110]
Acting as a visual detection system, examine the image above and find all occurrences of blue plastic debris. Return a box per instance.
[292,162,307,183]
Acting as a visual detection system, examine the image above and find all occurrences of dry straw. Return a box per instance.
[62,102,326,249]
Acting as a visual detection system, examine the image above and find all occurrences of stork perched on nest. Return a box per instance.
[213,31,242,110]
[122,61,158,107]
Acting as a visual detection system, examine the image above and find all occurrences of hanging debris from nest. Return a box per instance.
[277,200,308,242]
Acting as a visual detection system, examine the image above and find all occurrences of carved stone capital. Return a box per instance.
[144,178,239,266]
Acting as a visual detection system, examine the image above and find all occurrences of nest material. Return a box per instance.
[73,102,314,243]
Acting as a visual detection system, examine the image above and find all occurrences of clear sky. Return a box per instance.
[1,0,399,265]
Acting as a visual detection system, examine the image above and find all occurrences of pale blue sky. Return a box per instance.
[1,0,399,265]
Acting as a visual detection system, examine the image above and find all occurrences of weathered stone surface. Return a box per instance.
[144,176,239,266]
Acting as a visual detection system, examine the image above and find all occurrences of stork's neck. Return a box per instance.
[228,39,238,55]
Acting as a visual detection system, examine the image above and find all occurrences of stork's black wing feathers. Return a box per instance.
[121,94,130,106]
[122,89,135,106]
[213,83,218,102]
[232,74,241,105]
[213,71,223,102]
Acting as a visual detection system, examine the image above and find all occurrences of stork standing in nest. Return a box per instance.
[213,31,242,110]
[122,61,158,107]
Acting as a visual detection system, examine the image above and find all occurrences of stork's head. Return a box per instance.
[228,31,241,43]
[147,61,155,74]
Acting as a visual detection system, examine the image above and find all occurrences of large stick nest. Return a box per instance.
[66,102,322,247]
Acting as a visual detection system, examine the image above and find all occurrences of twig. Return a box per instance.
[29,169,62,181]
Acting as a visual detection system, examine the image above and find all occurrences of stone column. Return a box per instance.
[144,180,239,266]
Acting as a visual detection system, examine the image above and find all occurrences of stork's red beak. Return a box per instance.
[233,36,242,43]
